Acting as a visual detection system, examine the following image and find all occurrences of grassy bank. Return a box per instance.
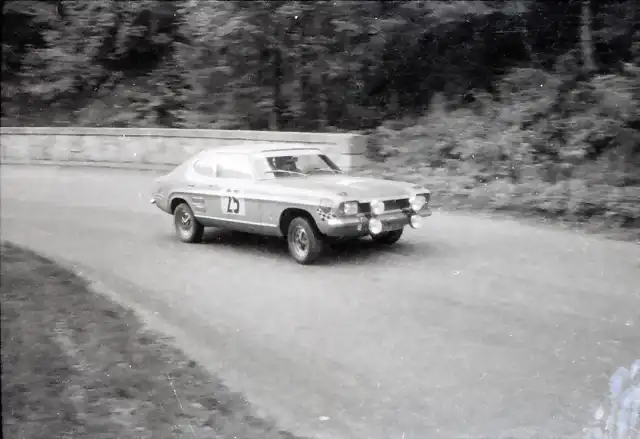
[357,163,640,242]
[0,241,304,439]
[361,73,640,242]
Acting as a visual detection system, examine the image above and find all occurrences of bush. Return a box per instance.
[365,68,640,235]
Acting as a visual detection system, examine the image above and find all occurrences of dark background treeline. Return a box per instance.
[2,0,639,230]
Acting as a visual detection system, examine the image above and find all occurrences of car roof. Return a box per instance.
[197,143,323,157]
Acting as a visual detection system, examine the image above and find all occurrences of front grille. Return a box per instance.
[358,202,371,213]
[384,198,410,211]
[358,198,410,214]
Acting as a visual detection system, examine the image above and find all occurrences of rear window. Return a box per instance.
[192,159,214,177]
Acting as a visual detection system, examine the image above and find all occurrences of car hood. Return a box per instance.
[269,174,413,200]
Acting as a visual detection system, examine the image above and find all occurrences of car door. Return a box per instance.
[184,156,222,226]
[212,152,263,233]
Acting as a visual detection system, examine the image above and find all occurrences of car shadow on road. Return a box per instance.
[199,229,423,265]
[201,229,289,257]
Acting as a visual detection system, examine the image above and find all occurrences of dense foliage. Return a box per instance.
[2,0,639,232]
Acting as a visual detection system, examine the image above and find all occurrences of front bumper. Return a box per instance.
[321,208,432,237]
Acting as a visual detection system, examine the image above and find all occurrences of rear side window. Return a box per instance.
[193,159,214,177]
[216,154,254,179]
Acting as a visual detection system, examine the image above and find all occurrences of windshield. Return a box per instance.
[257,152,342,178]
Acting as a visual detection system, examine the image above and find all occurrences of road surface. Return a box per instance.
[1,165,638,439]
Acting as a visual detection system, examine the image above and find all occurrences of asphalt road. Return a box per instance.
[1,165,639,439]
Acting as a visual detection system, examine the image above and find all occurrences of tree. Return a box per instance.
[580,0,597,73]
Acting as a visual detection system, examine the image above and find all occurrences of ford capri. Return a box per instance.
[150,143,432,264]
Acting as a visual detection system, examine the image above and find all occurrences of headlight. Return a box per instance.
[368,218,383,235]
[370,199,385,215]
[409,195,426,211]
[340,201,359,216]
[410,214,422,229]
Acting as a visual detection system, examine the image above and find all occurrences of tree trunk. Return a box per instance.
[514,0,539,66]
[580,0,597,74]
[269,20,286,131]
[269,48,285,130]
[317,72,328,131]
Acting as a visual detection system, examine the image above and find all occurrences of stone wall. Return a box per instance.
[0,127,369,171]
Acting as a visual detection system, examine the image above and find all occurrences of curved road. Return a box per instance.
[2,165,639,439]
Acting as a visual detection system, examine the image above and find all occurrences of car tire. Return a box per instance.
[371,228,403,245]
[287,217,324,265]
[173,202,204,243]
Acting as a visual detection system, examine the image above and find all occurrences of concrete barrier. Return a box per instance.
[0,127,370,171]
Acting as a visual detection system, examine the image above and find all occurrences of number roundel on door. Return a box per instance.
[221,196,245,216]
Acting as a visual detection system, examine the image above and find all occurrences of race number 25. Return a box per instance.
[222,196,245,215]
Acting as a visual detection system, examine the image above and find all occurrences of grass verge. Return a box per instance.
[0,241,304,439]
[355,165,640,242]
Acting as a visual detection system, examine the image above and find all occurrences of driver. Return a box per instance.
[269,155,300,174]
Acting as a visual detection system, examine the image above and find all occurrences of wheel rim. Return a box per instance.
[290,225,309,258]
[176,208,193,236]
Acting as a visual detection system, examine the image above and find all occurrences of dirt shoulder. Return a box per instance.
[0,241,305,439]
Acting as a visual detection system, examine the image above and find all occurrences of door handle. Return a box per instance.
[187,184,195,188]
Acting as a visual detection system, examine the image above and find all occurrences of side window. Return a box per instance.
[296,155,313,173]
[216,154,254,179]
[193,159,215,177]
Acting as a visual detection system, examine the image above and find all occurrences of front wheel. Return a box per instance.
[371,228,403,245]
[287,217,324,265]
[173,202,204,243]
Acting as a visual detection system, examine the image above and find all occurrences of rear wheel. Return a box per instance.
[173,202,204,243]
[371,228,403,245]
[287,217,324,265]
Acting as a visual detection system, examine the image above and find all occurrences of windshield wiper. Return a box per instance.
[308,167,341,174]
[264,170,308,177]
